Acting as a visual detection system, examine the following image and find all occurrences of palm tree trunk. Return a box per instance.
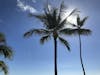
[54,37,57,75]
[79,34,86,75]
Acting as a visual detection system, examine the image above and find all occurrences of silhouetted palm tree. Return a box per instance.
[0,33,13,75]
[70,15,91,75]
[24,2,79,75]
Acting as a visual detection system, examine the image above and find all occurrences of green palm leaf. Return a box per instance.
[59,28,76,35]
[57,1,64,24]
[40,35,51,44]
[80,16,88,27]
[0,61,8,75]
[57,1,67,23]
[77,15,88,27]
[67,28,91,35]
[78,29,91,35]
[58,18,67,29]
[59,37,70,51]
[24,29,50,38]
[77,14,81,26]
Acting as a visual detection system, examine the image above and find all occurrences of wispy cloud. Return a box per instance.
[17,0,37,13]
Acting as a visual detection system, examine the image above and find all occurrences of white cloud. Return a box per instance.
[48,4,52,11]
[17,0,37,13]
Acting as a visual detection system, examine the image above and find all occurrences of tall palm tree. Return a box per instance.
[70,15,91,75]
[24,2,79,75]
[0,33,13,75]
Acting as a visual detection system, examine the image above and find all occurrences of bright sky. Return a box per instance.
[0,0,100,75]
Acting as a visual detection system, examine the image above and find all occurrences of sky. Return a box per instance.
[0,0,100,75]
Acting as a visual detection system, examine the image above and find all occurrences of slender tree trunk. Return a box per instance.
[54,37,57,75]
[79,34,86,75]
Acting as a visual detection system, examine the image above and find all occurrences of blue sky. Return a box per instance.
[0,0,100,75]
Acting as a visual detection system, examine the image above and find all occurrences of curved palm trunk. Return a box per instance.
[54,37,57,75]
[79,34,86,75]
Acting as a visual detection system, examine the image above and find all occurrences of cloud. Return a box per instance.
[17,0,37,13]
[47,4,52,11]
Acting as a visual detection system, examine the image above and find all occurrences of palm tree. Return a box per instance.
[70,15,91,75]
[0,33,13,75]
[24,2,79,75]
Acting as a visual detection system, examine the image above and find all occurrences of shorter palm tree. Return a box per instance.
[69,15,91,75]
[0,33,13,75]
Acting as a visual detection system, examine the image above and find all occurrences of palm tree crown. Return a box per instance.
[70,15,91,35]
[24,2,79,50]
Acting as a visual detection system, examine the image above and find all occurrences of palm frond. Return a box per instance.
[59,28,77,35]
[24,29,50,38]
[59,1,67,14]
[57,9,79,30]
[58,18,67,29]
[78,28,92,35]
[80,16,88,27]
[52,8,58,24]
[29,13,52,29]
[44,2,52,14]
[0,45,13,59]
[77,14,81,26]
[67,21,77,27]
[46,8,58,29]
[0,61,8,75]
[57,1,68,25]
[58,37,70,51]
[65,28,91,35]
[67,8,79,18]
[60,1,66,11]
[57,2,64,25]
[77,15,88,27]
[40,35,51,44]
[43,9,56,29]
